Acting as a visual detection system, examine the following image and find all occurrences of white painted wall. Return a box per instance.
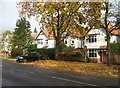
[48,40,55,48]
[85,28,107,49]
[110,35,120,43]
[64,37,83,48]
[37,32,55,48]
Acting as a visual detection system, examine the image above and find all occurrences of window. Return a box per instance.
[64,40,67,44]
[71,40,74,44]
[71,40,74,46]
[88,35,97,43]
[37,39,43,44]
[89,49,97,58]
[105,36,107,41]
[46,40,48,44]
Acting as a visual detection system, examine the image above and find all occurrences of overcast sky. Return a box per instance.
[0,0,119,34]
[0,0,40,34]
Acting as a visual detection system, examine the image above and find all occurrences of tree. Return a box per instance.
[3,30,12,38]
[34,27,37,33]
[18,1,104,59]
[11,17,33,55]
[102,0,120,66]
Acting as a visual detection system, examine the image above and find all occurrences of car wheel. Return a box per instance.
[23,59,27,62]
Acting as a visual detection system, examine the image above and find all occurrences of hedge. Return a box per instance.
[28,48,55,60]
[110,43,120,53]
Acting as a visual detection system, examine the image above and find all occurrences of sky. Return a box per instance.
[0,0,40,34]
[0,0,119,34]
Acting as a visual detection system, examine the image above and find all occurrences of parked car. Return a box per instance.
[16,52,42,62]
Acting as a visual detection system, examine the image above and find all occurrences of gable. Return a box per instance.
[37,31,48,40]
[88,28,106,36]
[36,29,54,40]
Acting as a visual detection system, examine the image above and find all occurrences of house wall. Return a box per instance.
[37,32,55,48]
[85,28,107,61]
[85,28,107,48]
[64,37,83,48]
[37,34,48,48]
[48,40,55,48]
[110,35,117,43]
[117,36,120,42]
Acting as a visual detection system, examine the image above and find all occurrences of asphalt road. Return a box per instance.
[1,58,119,87]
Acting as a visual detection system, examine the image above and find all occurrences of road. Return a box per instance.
[1,58,119,87]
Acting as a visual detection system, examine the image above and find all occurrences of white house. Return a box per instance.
[36,29,55,48]
[85,27,120,63]
[31,32,38,44]
[36,29,84,49]
[63,36,84,48]
[36,27,120,63]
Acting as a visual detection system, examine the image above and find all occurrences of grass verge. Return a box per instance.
[7,58,119,78]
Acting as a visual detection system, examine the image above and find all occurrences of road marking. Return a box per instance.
[11,68,34,74]
[51,76,97,86]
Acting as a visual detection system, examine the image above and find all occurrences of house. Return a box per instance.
[36,29,55,48]
[0,34,3,45]
[84,27,120,63]
[36,29,84,49]
[36,27,120,63]
[63,36,84,48]
[31,32,38,44]
[0,34,4,51]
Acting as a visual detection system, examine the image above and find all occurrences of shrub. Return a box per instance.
[110,43,120,54]
[11,48,23,57]
[28,44,37,50]
[58,48,85,61]
[28,48,55,60]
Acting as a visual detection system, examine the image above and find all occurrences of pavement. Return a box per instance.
[1,58,119,87]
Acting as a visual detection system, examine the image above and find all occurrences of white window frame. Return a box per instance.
[88,49,97,58]
[88,35,97,43]
[37,39,43,44]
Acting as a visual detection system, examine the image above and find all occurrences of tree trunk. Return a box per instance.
[105,1,111,66]
[55,8,60,60]
[106,31,111,66]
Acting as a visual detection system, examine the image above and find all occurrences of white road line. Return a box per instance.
[51,76,97,86]
[11,68,34,74]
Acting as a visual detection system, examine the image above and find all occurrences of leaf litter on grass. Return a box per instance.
[7,59,119,78]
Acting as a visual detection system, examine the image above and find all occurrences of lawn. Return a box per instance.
[7,58,119,78]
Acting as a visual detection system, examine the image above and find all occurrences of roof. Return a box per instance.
[37,29,54,40]
[0,34,3,41]
[0,34,3,39]
[99,45,107,49]
[111,29,120,35]
[102,23,120,35]
[31,33,38,39]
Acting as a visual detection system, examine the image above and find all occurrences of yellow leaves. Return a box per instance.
[7,58,119,78]
[36,3,41,8]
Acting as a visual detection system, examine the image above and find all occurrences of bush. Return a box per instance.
[28,44,37,51]
[110,43,120,54]
[58,48,85,61]
[11,48,23,57]
[28,48,55,60]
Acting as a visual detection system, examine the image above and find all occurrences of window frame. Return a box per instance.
[37,39,43,44]
[88,49,97,58]
[88,35,97,43]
